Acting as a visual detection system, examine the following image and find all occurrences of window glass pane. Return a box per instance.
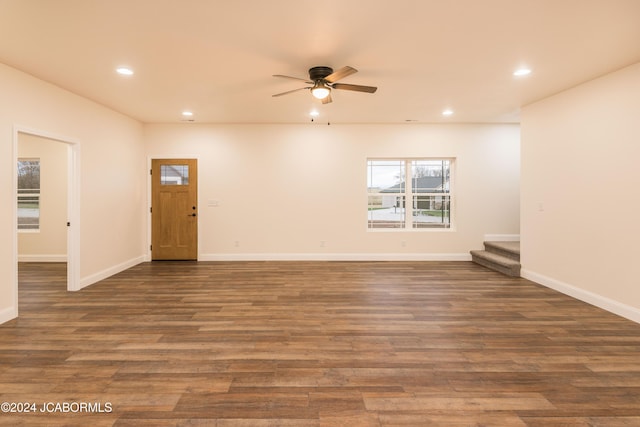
[17,159,40,230]
[412,160,450,193]
[368,195,405,228]
[367,158,454,230]
[161,164,189,185]
[412,195,451,228]
[367,160,405,193]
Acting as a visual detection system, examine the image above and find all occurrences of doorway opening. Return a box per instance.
[13,127,80,318]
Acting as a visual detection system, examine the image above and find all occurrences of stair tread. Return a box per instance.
[484,241,520,255]
[470,250,521,267]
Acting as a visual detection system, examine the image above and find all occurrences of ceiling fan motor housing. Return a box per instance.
[309,66,333,81]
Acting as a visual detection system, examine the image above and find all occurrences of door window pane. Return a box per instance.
[161,164,189,185]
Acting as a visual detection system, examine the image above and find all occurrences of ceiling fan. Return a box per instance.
[272,66,377,104]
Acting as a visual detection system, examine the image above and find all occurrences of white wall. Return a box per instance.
[521,62,640,322]
[145,123,520,259]
[18,133,68,261]
[0,62,146,323]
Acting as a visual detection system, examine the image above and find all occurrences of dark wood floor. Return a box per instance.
[2,261,640,426]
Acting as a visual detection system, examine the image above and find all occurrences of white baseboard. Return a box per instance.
[18,254,67,262]
[79,255,146,290]
[0,306,18,325]
[199,253,472,262]
[521,269,640,325]
[484,234,520,242]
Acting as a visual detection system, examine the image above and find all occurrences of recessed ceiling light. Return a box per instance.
[513,68,532,77]
[181,111,193,117]
[442,109,454,116]
[310,111,320,117]
[116,67,134,76]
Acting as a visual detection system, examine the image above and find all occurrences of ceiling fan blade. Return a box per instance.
[332,83,377,93]
[273,74,313,84]
[321,93,333,104]
[272,87,310,97]
[324,66,357,83]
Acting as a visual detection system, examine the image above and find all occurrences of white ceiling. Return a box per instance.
[1,0,639,124]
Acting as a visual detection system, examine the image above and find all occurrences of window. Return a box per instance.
[367,159,452,229]
[18,159,41,230]
[161,164,189,185]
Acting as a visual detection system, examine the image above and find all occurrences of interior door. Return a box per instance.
[151,159,198,260]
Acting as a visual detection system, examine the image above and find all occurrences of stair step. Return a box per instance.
[470,249,521,277]
[484,241,520,261]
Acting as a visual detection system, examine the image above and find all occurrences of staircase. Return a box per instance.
[470,241,520,277]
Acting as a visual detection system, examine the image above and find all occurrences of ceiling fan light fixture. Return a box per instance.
[311,82,331,100]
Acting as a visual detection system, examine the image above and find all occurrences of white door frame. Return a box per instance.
[12,125,81,317]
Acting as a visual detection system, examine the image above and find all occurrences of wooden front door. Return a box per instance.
[151,159,198,260]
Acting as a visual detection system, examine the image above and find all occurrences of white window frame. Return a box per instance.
[367,158,454,231]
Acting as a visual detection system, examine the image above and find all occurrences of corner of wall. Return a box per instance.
[78,255,146,290]
[0,306,17,325]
